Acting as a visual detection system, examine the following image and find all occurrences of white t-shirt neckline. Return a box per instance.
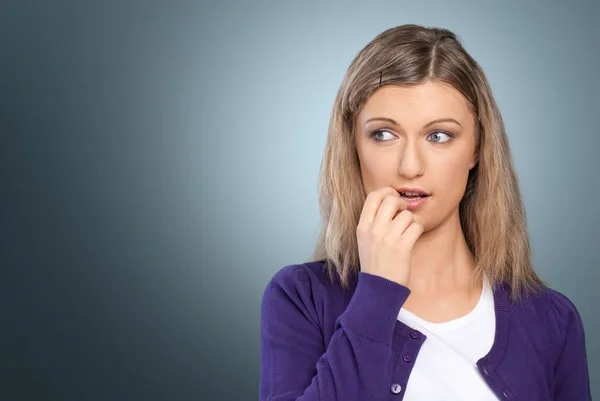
[397,273,491,332]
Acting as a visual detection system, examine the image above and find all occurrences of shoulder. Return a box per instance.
[521,284,585,329]
[508,282,583,322]
[261,261,338,338]
[500,282,587,369]
[261,260,353,328]
[263,260,331,296]
[539,285,586,340]
[261,260,332,314]
[514,283,587,357]
[535,285,591,397]
[499,282,591,398]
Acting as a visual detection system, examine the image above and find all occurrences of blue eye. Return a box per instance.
[370,129,395,142]
[370,129,455,144]
[428,131,454,144]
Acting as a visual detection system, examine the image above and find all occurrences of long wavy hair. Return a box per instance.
[308,24,546,302]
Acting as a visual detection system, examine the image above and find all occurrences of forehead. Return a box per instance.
[357,81,473,126]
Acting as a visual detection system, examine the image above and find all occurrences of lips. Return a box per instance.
[396,187,431,197]
[396,187,431,210]
[398,192,428,199]
[398,193,430,210]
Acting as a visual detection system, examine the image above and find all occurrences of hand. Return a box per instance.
[356,186,425,287]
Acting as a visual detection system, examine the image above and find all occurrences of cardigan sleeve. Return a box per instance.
[259,265,411,401]
[545,287,592,400]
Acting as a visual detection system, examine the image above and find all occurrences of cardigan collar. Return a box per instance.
[478,281,511,370]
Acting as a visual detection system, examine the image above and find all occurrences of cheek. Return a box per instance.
[432,157,472,201]
[357,150,397,190]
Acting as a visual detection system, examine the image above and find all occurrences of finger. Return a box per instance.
[371,195,407,234]
[387,210,415,238]
[357,186,400,230]
[397,222,425,251]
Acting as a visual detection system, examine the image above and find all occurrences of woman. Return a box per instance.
[259,24,591,400]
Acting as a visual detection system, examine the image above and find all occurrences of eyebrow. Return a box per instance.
[364,117,462,129]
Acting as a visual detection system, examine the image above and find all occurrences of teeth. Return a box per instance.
[401,191,424,196]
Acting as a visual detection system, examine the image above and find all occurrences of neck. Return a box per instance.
[408,208,479,297]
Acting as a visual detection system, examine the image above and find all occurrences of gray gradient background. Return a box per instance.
[1,1,598,400]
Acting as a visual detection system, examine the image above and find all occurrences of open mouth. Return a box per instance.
[399,192,430,199]
[397,191,431,210]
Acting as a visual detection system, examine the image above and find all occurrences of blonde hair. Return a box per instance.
[308,24,546,302]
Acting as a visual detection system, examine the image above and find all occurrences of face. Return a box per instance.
[355,80,478,228]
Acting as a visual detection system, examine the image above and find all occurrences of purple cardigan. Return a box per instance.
[259,261,592,400]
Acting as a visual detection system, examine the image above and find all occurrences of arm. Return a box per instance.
[547,289,592,400]
[259,266,411,401]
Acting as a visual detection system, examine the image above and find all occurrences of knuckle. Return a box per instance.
[369,227,384,240]
[384,234,400,247]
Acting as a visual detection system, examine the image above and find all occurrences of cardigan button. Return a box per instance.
[402,352,413,363]
[390,383,402,394]
[482,365,491,376]
[409,329,421,339]
[501,388,512,400]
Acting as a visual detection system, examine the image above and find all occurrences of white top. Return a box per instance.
[397,273,498,400]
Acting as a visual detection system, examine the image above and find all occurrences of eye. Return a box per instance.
[427,131,454,144]
[369,129,455,144]
[369,129,396,142]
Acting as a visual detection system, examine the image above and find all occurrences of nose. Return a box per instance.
[398,138,425,178]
